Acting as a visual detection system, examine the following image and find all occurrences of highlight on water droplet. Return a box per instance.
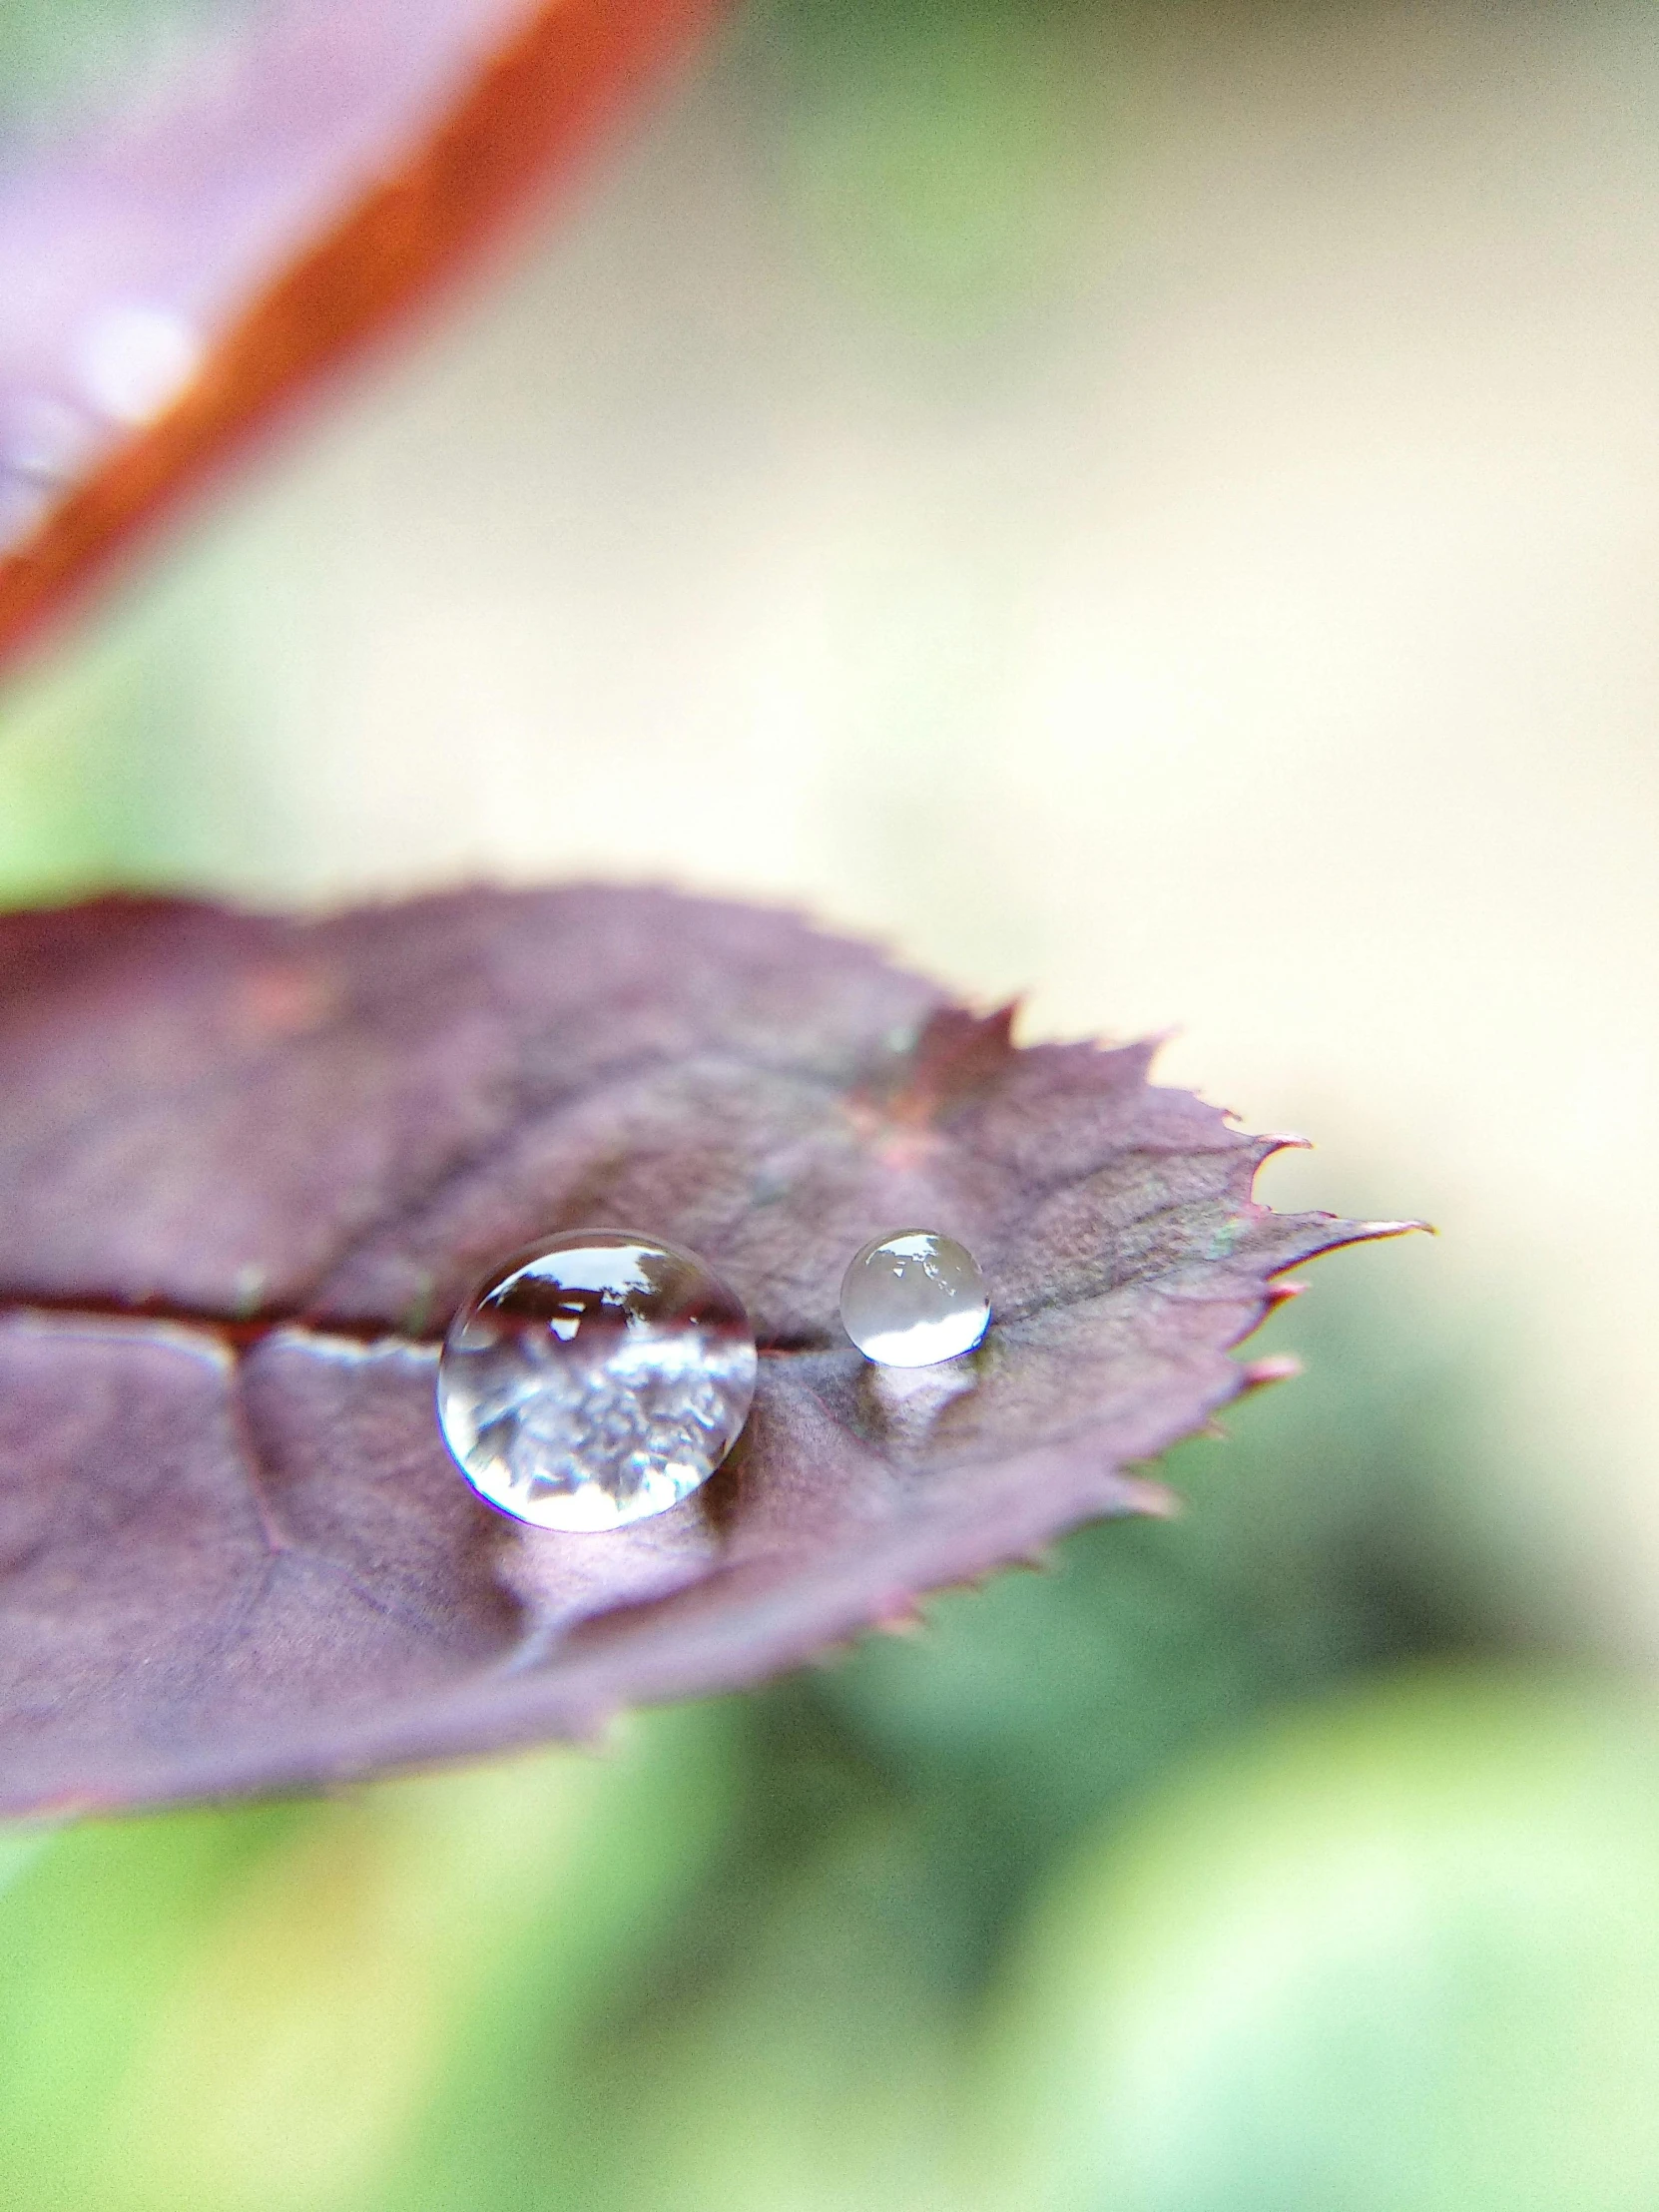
[839,1229,991,1368]
[74,301,203,425]
[436,1230,757,1532]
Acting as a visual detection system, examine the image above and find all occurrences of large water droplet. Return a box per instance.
[839,1230,991,1368]
[437,1231,756,1531]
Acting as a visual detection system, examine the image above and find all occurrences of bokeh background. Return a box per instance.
[4,0,1659,2204]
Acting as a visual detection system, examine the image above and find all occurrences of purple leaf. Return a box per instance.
[0,0,727,667]
[0,888,1409,1815]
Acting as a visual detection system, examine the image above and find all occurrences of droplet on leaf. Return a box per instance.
[0,887,1412,1816]
[839,1230,991,1367]
[436,1230,757,1531]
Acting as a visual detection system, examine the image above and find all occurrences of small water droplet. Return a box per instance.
[75,302,202,425]
[839,1230,990,1367]
[436,1231,756,1531]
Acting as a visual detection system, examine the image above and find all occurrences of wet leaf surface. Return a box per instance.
[0,0,724,669]
[0,888,1405,1815]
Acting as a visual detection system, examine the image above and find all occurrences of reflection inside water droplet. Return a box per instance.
[839,1230,991,1367]
[436,1231,757,1531]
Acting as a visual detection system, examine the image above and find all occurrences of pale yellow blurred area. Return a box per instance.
[6,2,1658,1637]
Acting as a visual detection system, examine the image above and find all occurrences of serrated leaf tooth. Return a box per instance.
[1240,1353,1303,1391]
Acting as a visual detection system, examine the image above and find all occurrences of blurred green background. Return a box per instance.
[4,0,1659,2205]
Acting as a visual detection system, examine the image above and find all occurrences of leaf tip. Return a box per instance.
[873,1603,928,1638]
[1121,1473,1180,1518]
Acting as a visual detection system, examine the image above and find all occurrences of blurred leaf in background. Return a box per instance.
[0,0,280,901]
[771,0,1110,337]
[0,0,236,135]
[0,1703,737,2212]
[0,571,276,903]
[982,1669,1659,2212]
